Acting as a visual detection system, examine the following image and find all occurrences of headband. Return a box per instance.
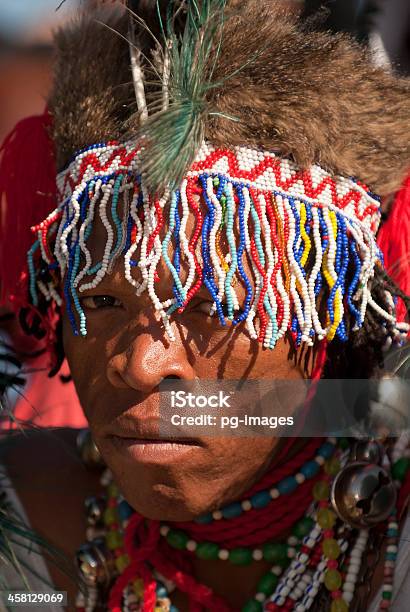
[27,138,406,349]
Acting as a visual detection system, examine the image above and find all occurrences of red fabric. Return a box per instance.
[377,172,410,323]
[0,109,57,305]
[1,353,87,430]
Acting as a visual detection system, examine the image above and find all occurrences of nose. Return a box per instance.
[106,329,196,393]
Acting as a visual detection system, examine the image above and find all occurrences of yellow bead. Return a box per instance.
[312,481,330,501]
[324,457,341,476]
[322,538,341,560]
[330,598,349,612]
[105,530,123,550]
[324,569,342,591]
[317,508,337,529]
[107,482,120,497]
[103,507,118,525]
[133,578,144,597]
[115,554,130,573]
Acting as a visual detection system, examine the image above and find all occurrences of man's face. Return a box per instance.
[62,197,306,521]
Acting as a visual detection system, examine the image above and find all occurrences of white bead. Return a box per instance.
[186,540,197,552]
[341,592,354,604]
[218,549,229,561]
[253,549,263,561]
[255,593,266,603]
[241,500,252,511]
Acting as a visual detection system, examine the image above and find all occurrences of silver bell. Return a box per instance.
[84,495,107,526]
[75,537,114,586]
[351,440,385,465]
[331,461,397,529]
[76,428,105,468]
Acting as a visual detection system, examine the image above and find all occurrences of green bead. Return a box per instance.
[330,599,349,612]
[324,569,342,591]
[324,457,341,476]
[103,507,118,526]
[382,591,392,600]
[292,517,314,539]
[263,542,288,564]
[105,530,123,550]
[313,481,330,501]
[213,177,220,186]
[166,529,189,550]
[229,547,253,566]
[196,542,220,560]
[392,458,410,482]
[242,600,263,612]
[322,538,341,560]
[257,572,279,596]
[338,438,350,450]
[317,508,337,529]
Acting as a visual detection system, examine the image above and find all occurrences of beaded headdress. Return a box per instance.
[1,0,409,355]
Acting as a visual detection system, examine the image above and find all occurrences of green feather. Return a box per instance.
[136,0,228,194]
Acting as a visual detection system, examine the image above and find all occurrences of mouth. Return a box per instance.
[108,434,202,463]
[104,412,203,464]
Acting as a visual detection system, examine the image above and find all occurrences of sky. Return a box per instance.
[0,0,75,37]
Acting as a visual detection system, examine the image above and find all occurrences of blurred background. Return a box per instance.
[0,0,409,429]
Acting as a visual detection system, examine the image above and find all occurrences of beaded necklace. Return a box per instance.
[74,436,410,612]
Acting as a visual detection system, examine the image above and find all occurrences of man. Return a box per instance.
[0,2,409,610]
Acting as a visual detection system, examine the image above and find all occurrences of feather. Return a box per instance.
[134,0,229,194]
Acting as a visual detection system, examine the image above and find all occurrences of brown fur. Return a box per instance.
[49,1,410,195]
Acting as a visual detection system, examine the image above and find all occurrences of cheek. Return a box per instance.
[62,313,106,417]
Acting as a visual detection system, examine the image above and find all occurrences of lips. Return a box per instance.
[104,412,202,446]
[106,416,202,464]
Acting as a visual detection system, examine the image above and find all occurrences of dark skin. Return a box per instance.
[0,209,405,611]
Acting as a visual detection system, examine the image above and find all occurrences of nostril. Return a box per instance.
[163,375,182,381]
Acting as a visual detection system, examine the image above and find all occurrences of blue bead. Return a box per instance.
[156,586,168,598]
[222,502,243,519]
[386,552,397,561]
[317,442,335,459]
[195,513,213,525]
[300,460,320,479]
[118,500,134,521]
[250,490,272,508]
[277,476,298,496]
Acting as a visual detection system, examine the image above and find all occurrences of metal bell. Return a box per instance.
[76,428,105,468]
[84,495,107,526]
[75,537,114,586]
[351,440,385,465]
[330,461,397,529]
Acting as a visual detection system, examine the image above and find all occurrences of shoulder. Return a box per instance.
[0,427,104,604]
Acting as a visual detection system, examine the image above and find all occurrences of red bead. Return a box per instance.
[327,560,338,569]
[331,590,343,599]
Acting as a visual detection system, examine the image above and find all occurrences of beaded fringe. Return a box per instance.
[27,142,407,347]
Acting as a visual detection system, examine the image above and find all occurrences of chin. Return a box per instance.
[118,478,207,522]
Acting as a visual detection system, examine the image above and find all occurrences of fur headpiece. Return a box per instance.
[50,1,410,195]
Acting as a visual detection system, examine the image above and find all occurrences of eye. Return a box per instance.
[192,300,229,318]
[80,295,123,310]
